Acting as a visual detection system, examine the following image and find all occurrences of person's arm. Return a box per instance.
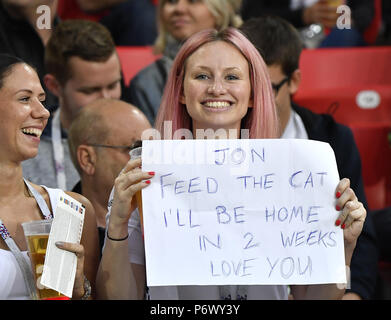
[96,213,145,299]
[96,158,153,299]
[302,0,340,29]
[291,178,366,299]
[76,0,126,13]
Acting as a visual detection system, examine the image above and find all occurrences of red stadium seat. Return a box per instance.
[295,46,391,92]
[294,85,391,126]
[293,46,391,126]
[116,46,161,86]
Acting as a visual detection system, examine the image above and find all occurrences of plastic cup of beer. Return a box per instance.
[22,220,69,300]
[129,146,144,234]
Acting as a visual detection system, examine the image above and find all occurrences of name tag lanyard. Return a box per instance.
[52,110,67,190]
[0,180,53,299]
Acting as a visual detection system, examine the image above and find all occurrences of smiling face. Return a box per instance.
[180,40,252,134]
[162,0,216,42]
[0,63,50,162]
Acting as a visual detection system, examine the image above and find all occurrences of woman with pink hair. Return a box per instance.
[96,28,366,300]
[155,27,279,140]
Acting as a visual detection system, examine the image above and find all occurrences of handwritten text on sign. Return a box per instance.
[141,139,346,286]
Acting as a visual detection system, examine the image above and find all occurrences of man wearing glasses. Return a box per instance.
[240,16,378,300]
[68,98,151,254]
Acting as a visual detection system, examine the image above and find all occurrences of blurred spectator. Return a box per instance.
[0,0,59,110]
[128,0,242,125]
[22,20,122,191]
[57,0,158,46]
[68,98,151,254]
[99,0,157,46]
[240,0,375,48]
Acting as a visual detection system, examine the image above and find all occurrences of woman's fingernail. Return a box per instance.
[336,191,341,198]
[341,223,346,229]
[335,219,341,226]
[145,180,151,184]
[148,171,155,176]
[336,205,341,211]
[55,241,64,247]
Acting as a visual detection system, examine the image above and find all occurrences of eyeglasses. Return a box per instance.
[86,144,133,153]
[271,77,289,97]
[86,140,142,153]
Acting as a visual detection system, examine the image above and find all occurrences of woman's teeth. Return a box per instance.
[21,128,42,138]
[204,101,230,108]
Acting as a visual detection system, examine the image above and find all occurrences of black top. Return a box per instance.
[0,2,58,111]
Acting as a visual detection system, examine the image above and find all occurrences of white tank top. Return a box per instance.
[0,186,61,300]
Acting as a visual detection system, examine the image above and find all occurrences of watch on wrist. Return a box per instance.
[81,275,91,300]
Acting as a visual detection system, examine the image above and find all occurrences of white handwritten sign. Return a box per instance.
[142,139,346,286]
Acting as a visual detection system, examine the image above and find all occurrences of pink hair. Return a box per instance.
[155,28,279,139]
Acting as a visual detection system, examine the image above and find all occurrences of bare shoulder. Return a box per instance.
[28,181,51,204]
[64,191,98,230]
[64,191,93,210]
[26,182,86,207]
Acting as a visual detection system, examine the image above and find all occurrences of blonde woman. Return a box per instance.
[127,0,242,125]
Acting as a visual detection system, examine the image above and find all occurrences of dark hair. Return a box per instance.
[0,54,26,89]
[45,19,116,85]
[239,15,303,77]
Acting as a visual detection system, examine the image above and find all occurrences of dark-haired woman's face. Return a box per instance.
[0,63,49,161]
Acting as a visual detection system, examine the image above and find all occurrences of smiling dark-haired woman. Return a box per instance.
[0,54,99,299]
